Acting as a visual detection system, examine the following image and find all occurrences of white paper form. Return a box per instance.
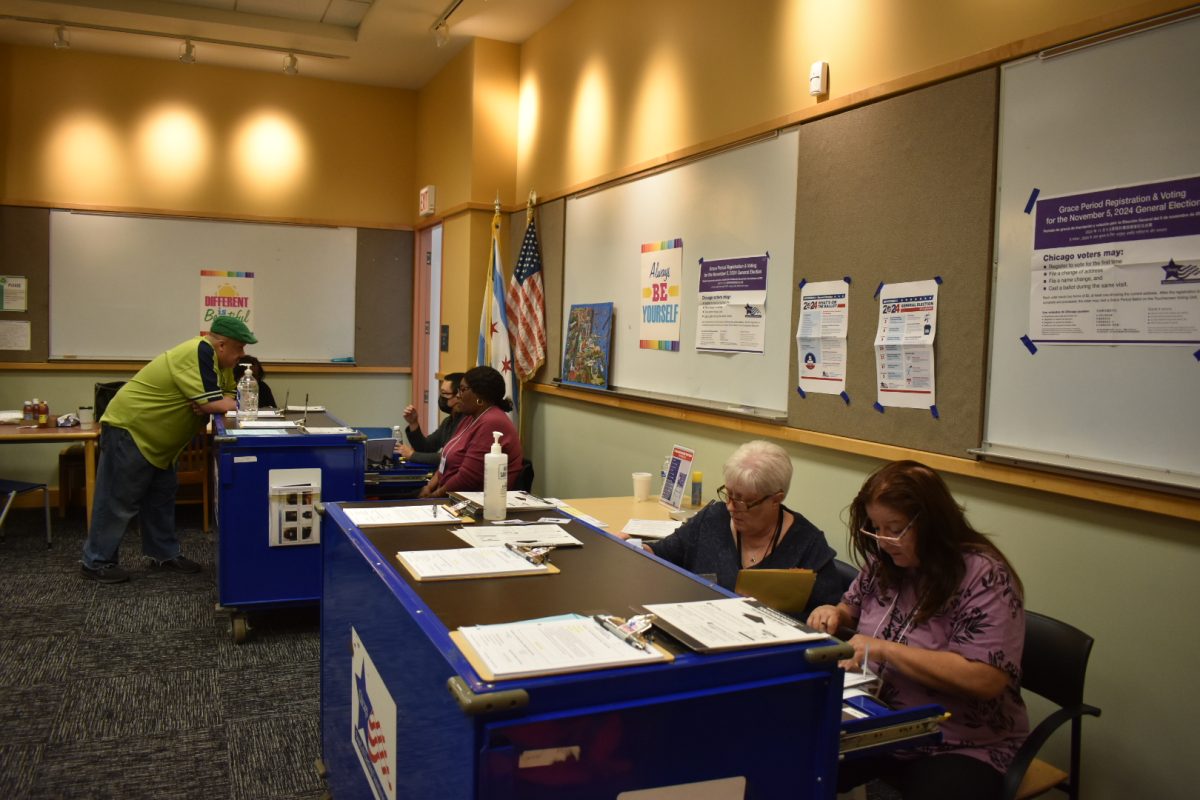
[620,519,682,539]
[796,279,850,395]
[695,255,770,354]
[237,419,299,429]
[456,615,665,679]
[642,597,828,651]
[344,505,460,527]
[452,524,582,548]
[395,547,550,580]
[874,279,938,409]
[450,491,558,511]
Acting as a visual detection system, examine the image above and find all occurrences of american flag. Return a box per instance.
[478,209,516,415]
[506,216,547,383]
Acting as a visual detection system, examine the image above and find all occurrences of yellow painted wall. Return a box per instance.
[417,42,475,213]
[516,0,1192,197]
[470,39,520,206]
[0,44,416,227]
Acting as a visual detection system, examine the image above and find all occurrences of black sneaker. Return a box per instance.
[81,563,131,584]
[155,555,201,574]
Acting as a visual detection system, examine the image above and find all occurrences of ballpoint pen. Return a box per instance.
[593,615,649,651]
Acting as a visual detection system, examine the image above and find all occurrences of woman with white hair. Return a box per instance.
[649,440,842,614]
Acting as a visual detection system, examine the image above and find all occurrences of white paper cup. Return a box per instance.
[632,472,652,501]
[78,406,94,424]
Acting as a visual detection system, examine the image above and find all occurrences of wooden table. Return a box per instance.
[562,495,684,529]
[0,423,100,528]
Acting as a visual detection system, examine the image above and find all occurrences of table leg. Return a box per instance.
[84,438,96,530]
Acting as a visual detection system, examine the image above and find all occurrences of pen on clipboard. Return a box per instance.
[504,541,552,565]
[593,615,649,651]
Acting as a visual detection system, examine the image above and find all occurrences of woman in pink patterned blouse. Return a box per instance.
[808,461,1028,800]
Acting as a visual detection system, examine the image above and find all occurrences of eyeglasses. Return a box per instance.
[438,390,456,398]
[716,485,773,512]
[858,513,919,544]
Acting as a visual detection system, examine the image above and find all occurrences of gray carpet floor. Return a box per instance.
[0,505,327,800]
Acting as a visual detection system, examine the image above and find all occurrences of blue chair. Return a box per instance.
[0,478,52,548]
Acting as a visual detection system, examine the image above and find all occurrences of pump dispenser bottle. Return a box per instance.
[483,431,507,521]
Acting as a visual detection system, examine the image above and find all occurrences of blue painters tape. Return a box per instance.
[1195,349,1200,361]
[798,278,807,291]
[874,281,884,299]
[765,251,770,260]
[698,257,704,265]
[796,386,807,398]
[934,275,943,285]
[840,391,850,405]
[843,276,852,285]
[930,405,940,419]
[873,402,885,414]
[1020,335,1038,355]
[1024,188,1040,214]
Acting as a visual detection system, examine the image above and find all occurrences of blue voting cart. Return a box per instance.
[213,410,364,642]
[318,500,859,800]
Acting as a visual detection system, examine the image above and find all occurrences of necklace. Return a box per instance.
[736,506,785,569]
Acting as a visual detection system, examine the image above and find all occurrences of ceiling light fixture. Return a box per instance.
[1,14,348,62]
[179,39,196,64]
[283,53,299,75]
[430,0,464,47]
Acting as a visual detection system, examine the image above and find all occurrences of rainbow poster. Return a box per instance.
[199,269,254,335]
[639,239,682,351]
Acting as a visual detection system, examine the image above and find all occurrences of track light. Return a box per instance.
[283,53,298,75]
[52,26,69,50]
[179,38,196,64]
[433,21,449,47]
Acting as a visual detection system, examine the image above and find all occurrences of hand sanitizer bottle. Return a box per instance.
[483,431,507,521]
[236,364,259,421]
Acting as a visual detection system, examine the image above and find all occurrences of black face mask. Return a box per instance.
[438,396,453,415]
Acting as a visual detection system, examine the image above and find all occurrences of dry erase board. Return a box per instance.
[984,17,1200,489]
[562,131,799,414]
[49,211,357,362]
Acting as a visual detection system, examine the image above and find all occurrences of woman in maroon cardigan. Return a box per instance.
[419,366,523,497]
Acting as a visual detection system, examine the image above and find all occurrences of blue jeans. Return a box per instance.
[81,425,181,568]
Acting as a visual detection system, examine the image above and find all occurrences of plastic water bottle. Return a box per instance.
[236,364,259,421]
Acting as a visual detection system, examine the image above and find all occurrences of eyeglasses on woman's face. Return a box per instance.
[716,484,773,512]
[438,385,456,399]
[859,513,919,544]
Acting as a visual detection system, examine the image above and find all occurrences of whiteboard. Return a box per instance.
[563,130,798,413]
[49,211,356,362]
[985,17,1200,489]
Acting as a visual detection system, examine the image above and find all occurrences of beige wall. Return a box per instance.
[0,44,416,228]
[516,0,1191,197]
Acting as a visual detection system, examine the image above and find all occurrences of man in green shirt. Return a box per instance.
[81,317,257,583]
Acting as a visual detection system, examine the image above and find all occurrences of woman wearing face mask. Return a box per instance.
[397,372,464,464]
[807,460,1028,800]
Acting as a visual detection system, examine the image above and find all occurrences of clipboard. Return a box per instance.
[734,568,815,616]
[449,616,673,681]
[395,547,561,582]
[640,597,828,653]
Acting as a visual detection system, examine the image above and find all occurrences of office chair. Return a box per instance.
[0,478,52,547]
[834,558,859,594]
[516,459,535,493]
[1002,610,1101,800]
[94,380,126,420]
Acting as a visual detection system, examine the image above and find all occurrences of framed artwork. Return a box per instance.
[561,302,614,389]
